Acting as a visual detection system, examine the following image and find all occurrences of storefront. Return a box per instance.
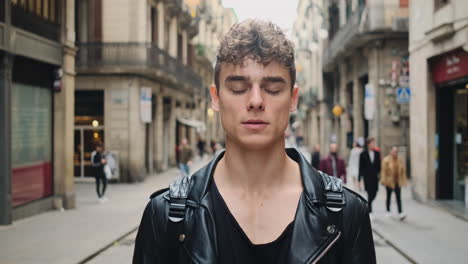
[431,49,468,204]
[74,90,105,177]
[11,56,54,207]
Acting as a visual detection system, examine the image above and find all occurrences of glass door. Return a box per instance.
[454,87,467,202]
[74,126,104,177]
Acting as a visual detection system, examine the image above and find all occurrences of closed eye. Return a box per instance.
[265,89,280,95]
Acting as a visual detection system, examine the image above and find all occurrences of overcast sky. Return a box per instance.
[222,0,299,33]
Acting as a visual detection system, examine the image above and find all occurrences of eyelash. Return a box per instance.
[231,89,280,95]
[232,90,247,95]
[266,90,280,95]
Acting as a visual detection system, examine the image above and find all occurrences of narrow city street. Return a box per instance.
[1,151,466,263]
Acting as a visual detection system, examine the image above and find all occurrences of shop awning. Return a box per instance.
[177,118,206,132]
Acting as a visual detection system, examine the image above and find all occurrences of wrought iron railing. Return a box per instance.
[11,5,60,41]
[76,42,203,90]
[323,3,408,69]
[323,4,365,69]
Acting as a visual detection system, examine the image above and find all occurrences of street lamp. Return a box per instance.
[207,107,214,119]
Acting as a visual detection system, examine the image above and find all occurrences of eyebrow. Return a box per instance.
[225,75,249,82]
[262,76,287,84]
[224,75,286,84]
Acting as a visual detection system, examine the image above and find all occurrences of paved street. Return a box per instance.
[0,151,467,263]
[0,157,210,264]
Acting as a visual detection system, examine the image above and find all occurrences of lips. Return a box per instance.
[242,119,269,130]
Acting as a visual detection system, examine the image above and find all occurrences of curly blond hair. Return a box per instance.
[214,19,296,89]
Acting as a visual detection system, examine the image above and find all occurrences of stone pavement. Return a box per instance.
[300,147,467,263]
[353,183,468,264]
[0,156,210,264]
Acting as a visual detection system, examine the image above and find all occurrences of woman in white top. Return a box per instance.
[347,141,363,190]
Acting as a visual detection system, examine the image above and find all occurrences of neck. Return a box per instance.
[215,137,300,194]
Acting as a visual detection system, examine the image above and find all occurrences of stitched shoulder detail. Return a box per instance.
[169,175,193,199]
[319,171,343,192]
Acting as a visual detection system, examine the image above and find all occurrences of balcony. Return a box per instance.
[11,5,60,42]
[323,3,408,70]
[76,42,203,92]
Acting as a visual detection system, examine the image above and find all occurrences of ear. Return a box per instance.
[290,84,299,112]
[210,84,220,112]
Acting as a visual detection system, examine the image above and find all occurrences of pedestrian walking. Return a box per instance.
[91,143,108,202]
[359,137,381,219]
[347,141,363,190]
[178,138,193,177]
[381,146,407,220]
[197,137,206,158]
[319,143,347,184]
[310,144,320,169]
[134,19,375,264]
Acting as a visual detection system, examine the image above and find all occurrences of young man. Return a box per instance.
[133,19,375,263]
[359,137,381,218]
[381,146,407,220]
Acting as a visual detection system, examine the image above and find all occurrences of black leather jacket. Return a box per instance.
[133,148,376,263]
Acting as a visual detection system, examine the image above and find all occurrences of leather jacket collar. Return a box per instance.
[181,148,341,263]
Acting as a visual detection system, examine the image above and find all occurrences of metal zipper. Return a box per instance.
[310,231,342,264]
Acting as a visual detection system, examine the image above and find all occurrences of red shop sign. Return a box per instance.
[431,49,468,85]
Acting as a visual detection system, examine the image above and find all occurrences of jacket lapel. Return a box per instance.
[285,149,337,263]
[183,148,337,263]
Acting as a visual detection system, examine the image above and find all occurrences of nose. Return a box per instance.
[247,86,265,111]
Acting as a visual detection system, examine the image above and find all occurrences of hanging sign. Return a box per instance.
[140,87,152,123]
[364,83,375,120]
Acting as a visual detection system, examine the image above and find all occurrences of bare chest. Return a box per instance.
[221,190,302,245]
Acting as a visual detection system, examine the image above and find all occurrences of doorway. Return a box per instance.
[437,84,467,201]
[74,90,104,177]
[74,127,104,177]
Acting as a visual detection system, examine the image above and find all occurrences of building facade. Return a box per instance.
[409,0,468,206]
[322,0,410,159]
[74,0,205,182]
[292,0,327,151]
[0,0,76,224]
[186,0,237,150]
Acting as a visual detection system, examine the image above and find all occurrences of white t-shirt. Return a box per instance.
[369,150,375,163]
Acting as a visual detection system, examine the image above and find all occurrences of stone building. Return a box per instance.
[292,0,327,150]
[0,0,76,224]
[322,0,410,158]
[186,0,237,151]
[409,0,468,206]
[74,0,205,182]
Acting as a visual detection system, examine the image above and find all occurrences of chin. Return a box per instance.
[234,134,280,151]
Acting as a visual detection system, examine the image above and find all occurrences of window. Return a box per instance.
[434,0,449,11]
[151,7,158,44]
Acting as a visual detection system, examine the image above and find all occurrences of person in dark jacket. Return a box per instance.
[319,143,347,184]
[359,137,381,218]
[133,19,376,264]
[311,144,320,169]
[91,143,107,202]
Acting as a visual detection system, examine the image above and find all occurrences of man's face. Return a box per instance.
[210,59,298,150]
[330,144,338,153]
